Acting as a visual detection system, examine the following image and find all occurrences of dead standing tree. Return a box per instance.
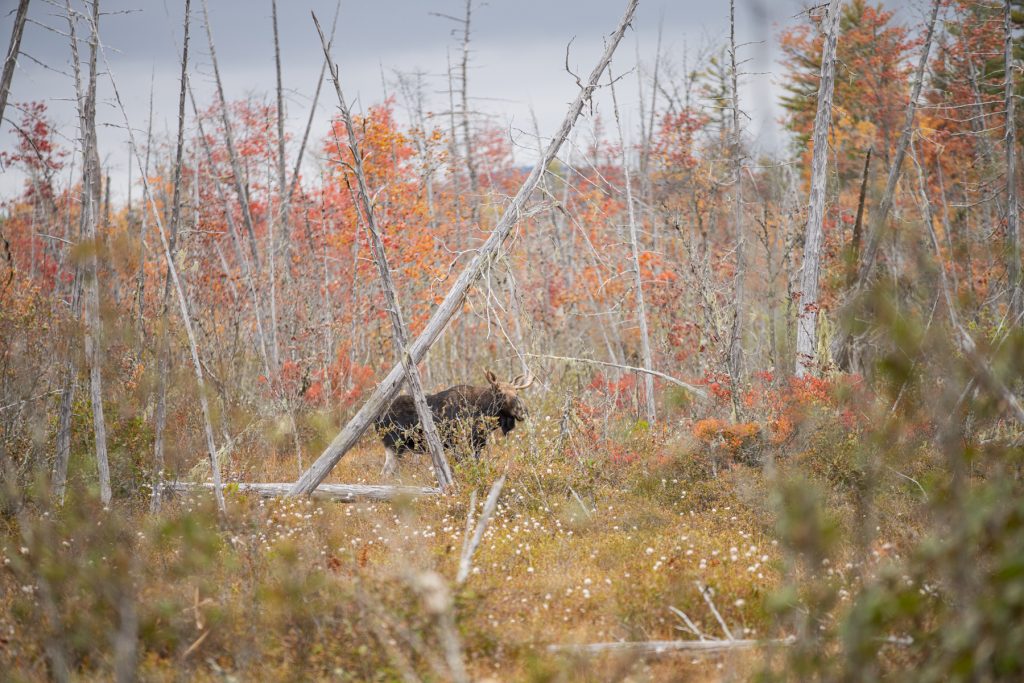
[793,0,842,378]
[458,0,479,224]
[289,0,640,496]
[151,0,193,512]
[726,0,745,416]
[608,66,656,424]
[1004,0,1021,323]
[313,14,455,492]
[200,0,261,270]
[67,0,111,503]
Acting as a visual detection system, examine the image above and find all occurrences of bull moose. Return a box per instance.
[375,370,534,476]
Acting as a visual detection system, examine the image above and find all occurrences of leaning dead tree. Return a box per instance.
[0,0,31,127]
[289,0,640,496]
[829,0,940,370]
[201,0,260,270]
[313,13,455,491]
[793,0,842,377]
[456,471,506,583]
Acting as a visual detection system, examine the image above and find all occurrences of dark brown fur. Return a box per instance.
[375,371,532,469]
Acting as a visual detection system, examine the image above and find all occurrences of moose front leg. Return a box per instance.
[470,426,489,461]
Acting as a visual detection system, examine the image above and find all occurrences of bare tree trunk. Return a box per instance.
[287,2,338,210]
[290,0,639,496]
[1,455,72,682]
[830,0,940,368]
[609,67,655,424]
[272,0,289,269]
[726,0,745,411]
[133,78,155,344]
[166,481,440,501]
[314,15,454,490]
[112,578,138,683]
[0,0,31,128]
[1005,0,1021,322]
[151,0,192,512]
[52,269,82,503]
[847,148,872,287]
[268,0,285,373]
[794,0,842,377]
[635,24,662,253]
[201,0,260,269]
[68,0,111,503]
[267,64,306,472]
[459,0,479,223]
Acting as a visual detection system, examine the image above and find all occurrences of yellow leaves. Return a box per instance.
[829,107,877,154]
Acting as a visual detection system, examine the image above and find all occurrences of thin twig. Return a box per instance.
[696,582,735,641]
[525,353,707,398]
[457,472,506,584]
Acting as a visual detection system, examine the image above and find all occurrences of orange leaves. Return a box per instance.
[318,100,453,337]
[652,109,705,178]
[692,417,761,452]
[323,100,417,190]
[689,372,869,451]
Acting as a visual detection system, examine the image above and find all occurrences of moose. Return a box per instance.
[375,369,534,476]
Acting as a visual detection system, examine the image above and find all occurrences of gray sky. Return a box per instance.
[0,0,922,200]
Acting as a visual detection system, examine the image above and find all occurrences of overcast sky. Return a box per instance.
[0,0,922,201]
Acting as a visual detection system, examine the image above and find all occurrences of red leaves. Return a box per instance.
[588,371,637,410]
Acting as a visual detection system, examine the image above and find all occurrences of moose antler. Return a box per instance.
[512,373,534,390]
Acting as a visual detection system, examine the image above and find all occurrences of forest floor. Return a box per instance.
[2,401,926,681]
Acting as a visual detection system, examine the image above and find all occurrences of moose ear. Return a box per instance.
[484,369,498,386]
[512,372,534,390]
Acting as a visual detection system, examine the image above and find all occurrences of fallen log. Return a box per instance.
[164,481,441,503]
[548,637,794,656]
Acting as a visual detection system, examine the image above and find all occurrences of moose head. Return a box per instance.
[484,369,533,433]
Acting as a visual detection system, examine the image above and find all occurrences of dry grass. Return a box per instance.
[2,399,921,682]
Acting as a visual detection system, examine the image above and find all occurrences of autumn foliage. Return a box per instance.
[3,1,1024,680]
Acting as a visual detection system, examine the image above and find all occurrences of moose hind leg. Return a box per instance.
[381,447,399,477]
